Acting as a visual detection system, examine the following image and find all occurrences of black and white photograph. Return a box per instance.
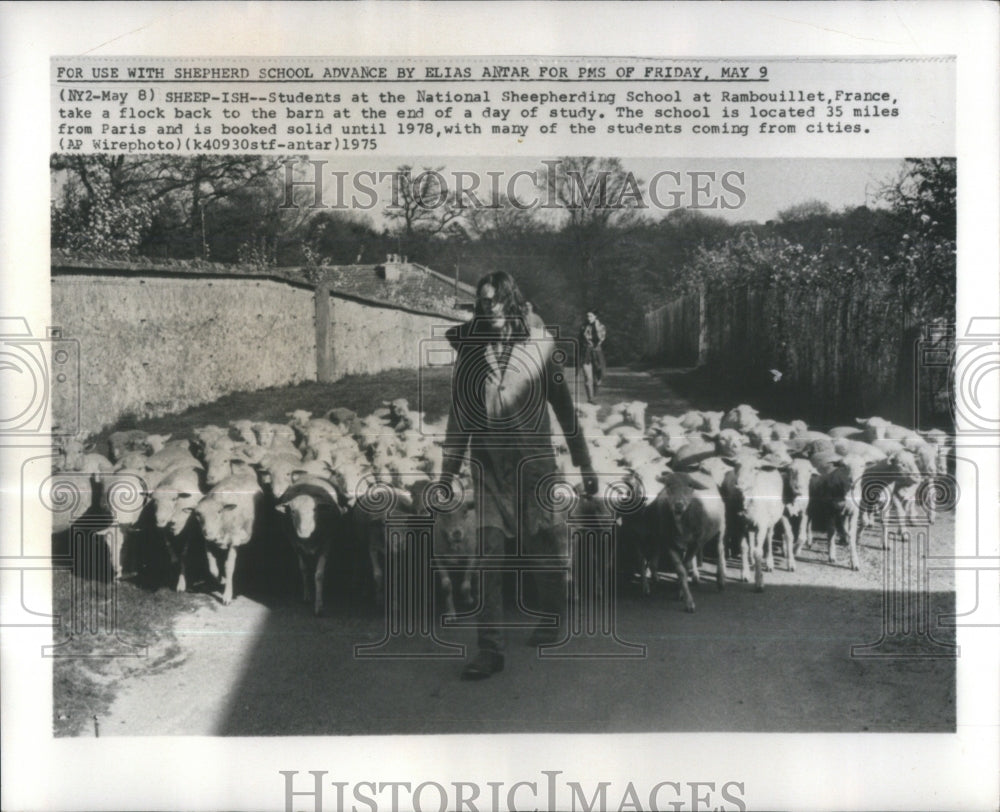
[46,153,959,738]
[2,4,998,812]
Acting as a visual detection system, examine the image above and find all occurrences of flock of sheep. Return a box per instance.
[565,402,950,609]
[52,397,952,616]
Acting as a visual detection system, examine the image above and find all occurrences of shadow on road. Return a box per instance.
[214,564,956,736]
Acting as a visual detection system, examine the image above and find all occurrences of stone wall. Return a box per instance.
[52,273,317,436]
[326,295,456,379]
[51,265,463,437]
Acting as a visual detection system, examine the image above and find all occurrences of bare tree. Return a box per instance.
[383,165,464,238]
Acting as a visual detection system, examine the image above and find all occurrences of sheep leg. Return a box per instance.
[437,570,456,619]
[780,516,796,572]
[665,546,695,612]
[642,547,660,596]
[795,513,811,556]
[828,516,842,564]
[205,547,220,584]
[221,547,237,605]
[751,529,765,592]
[925,479,937,525]
[297,553,312,604]
[740,533,751,583]
[313,549,327,616]
[894,494,910,539]
[97,526,124,580]
[369,543,385,607]
[687,551,701,585]
[714,528,726,591]
[764,526,775,573]
[458,565,473,608]
[847,510,861,571]
[175,535,189,592]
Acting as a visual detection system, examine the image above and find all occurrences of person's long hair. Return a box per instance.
[475,271,530,341]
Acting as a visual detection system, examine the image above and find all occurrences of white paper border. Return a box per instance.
[2,3,997,811]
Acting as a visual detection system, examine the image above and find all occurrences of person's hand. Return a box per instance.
[580,464,599,497]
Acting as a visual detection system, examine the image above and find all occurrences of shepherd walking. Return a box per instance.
[580,310,606,404]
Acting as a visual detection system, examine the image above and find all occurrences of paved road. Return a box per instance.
[100,368,957,736]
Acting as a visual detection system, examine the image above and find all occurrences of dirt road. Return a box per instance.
[96,368,956,736]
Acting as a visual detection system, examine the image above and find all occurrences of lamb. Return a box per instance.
[202,446,261,488]
[192,475,260,605]
[276,478,347,615]
[860,450,923,549]
[149,466,204,591]
[259,455,334,501]
[721,457,785,590]
[832,435,887,463]
[716,428,747,458]
[383,398,423,432]
[693,456,733,489]
[638,472,726,611]
[93,469,148,580]
[807,454,869,570]
[779,458,818,571]
[107,429,149,462]
[670,437,718,471]
[227,420,257,446]
[54,437,114,475]
[601,400,648,435]
[193,425,231,455]
[721,404,760,433]
[678,410,708,432]
[251,421,296,448]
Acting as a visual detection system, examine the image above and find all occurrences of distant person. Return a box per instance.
[579,310,606,404]
[441,272,596,680]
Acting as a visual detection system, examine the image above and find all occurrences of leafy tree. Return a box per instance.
[777,199,833,222]
[880,158,956,241]
[51,154,281,258]
[51,171,152,256]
